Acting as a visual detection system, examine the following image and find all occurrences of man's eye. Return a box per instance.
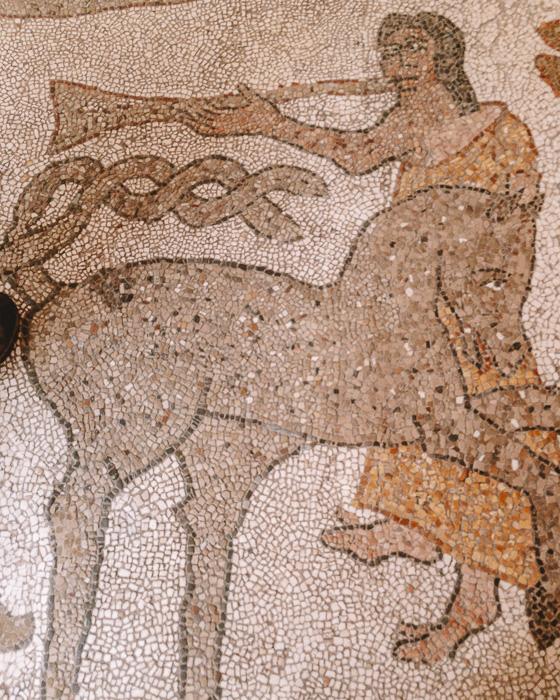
[477,269,510,290]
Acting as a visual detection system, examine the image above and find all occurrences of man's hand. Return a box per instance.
[184,84,283,138]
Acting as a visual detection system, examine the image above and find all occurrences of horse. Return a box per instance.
[2,153,538,697]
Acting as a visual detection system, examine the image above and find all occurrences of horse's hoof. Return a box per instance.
[0,293,19,365]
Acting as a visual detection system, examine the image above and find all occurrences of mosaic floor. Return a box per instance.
[0,0,560,697]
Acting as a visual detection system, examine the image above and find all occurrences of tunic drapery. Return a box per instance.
[353,103,545,588]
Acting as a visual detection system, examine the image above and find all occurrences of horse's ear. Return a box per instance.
[484,193,517,222]
[521,192,545,217]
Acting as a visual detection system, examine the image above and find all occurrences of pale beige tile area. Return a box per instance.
[0,0,190,18]
[0,1,559,698]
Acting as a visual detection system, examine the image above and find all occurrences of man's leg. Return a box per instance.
[487,440,560,649]
[322,441,504,664]
[321,516,442,566]
[424,410,560,651]
[322,511,501,662]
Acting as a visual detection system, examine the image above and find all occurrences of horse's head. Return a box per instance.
[436,188,541,378]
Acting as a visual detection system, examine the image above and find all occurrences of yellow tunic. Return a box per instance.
[394,103,540,202]
[353,103,543,588]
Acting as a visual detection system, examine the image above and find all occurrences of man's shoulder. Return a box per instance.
[483,102,535,144]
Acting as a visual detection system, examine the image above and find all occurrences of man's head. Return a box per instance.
[377,12,479,115]
[378,25,437,87]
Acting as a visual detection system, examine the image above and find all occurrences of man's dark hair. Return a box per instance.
[377,12,480,115]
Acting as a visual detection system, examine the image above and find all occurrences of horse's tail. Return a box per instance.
[0,154,327,306]
[1,157,104,273]
[0,157,104,307]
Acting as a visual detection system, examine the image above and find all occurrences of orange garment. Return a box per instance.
[353,446,540,587]
[353,103,543,588]
[394,102,540,202]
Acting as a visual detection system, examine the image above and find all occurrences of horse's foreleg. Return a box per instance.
[43,458,117,700]
[394,563,500,663]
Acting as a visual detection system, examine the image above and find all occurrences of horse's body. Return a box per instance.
[21,187,521,698]
[31,188,469,450]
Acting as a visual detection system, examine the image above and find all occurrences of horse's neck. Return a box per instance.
[337,223,380,288]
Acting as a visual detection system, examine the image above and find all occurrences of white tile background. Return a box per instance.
[0,0,559,696]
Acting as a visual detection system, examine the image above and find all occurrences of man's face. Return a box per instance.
[378,28,437,88]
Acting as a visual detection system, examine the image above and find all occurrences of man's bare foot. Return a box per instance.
[0,603,34,652]
[394,564,500,664]
[321,519,442,566]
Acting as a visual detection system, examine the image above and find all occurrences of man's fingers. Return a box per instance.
[194,101,223,117]
[238,83,266,104]
[182,113,216,134]
[199,103,231,117]
[183,104,209,121]
[183,104,223,126]
[183,117,209,134]
[193,103,222,118]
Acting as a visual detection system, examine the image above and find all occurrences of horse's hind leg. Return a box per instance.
[43,452,119,700]
[175,416,306,700]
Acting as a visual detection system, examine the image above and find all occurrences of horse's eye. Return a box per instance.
[380,45,400,59]
[477,269,510,290]
[483,279,506,290]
